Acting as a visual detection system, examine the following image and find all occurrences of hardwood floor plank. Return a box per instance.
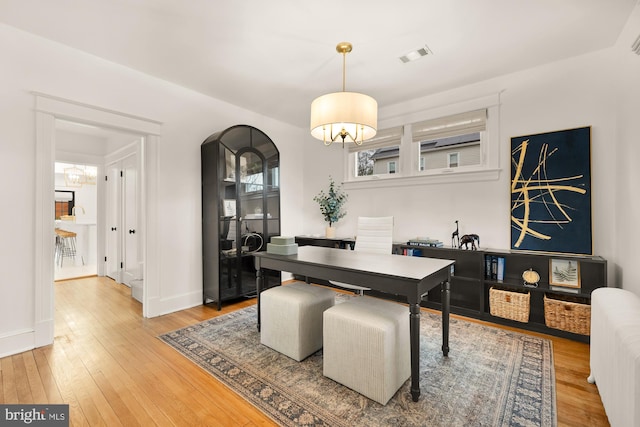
[21,351,48,403]
[11,354,34,403]
[32,348,64,403]
[1,357,18,404]
[0,276,609,426]
[42,337,91,426]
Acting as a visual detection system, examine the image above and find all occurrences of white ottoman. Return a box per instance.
[323,296,410,405]
[260,282,336,361]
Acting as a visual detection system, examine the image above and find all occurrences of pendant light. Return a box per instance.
[310,42,377,146]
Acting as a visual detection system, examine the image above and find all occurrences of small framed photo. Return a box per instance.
[223,199,236,217]
[549,258,581,288]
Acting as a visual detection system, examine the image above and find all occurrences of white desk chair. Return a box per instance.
[330,216,394,295]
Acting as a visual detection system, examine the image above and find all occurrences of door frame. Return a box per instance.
[105,149,141,288]
[34,93,161,348]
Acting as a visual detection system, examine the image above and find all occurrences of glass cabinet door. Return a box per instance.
[202,125,280,310]
[239,150,264,224]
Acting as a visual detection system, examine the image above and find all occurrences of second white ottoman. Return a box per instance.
[260,282,336,361]
[323,296,410,405]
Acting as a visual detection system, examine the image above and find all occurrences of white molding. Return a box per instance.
[35,111,55,347]
[33,93,162,352]
[0,329,35,359]
[142,136,159,319]
[343,168,501,190]
[145,290,202,318]
[34,319,54,349]
[33,92,162,135]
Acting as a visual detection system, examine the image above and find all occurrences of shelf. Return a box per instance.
[484,280,592,298]
[392,243,606,342]
[242,216,278,220]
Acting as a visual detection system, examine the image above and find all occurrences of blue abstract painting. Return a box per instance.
[511,126,592,255]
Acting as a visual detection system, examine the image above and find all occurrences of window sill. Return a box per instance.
[343,168,501,190]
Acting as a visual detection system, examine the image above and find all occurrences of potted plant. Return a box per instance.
[313,176,348,238]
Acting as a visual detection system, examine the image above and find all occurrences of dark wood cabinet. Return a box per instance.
[295,235,356,250]
[394,244,607,342]
[292,236,356,285]
[395,246,484,318]
[202,125,280,310]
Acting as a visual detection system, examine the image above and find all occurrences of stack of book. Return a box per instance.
[484,255,505,281]
[407,237,444,248]
[266,236,298,255]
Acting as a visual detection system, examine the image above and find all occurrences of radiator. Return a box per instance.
[588,288,640,427]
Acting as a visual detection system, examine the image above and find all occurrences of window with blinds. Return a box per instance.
[344,97,500,185]
[350,126,403,177]
[414,109,485,172]
[411,109,486,142]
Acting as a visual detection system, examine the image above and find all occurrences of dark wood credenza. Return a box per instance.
[295,235,355,250]
[295,236,607,342]
[394,244,607,343]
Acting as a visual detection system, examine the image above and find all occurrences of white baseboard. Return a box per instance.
[0,328,36,359]
[146,290,203,318]
[34,318,54,348]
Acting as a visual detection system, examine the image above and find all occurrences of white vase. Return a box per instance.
[325,226,336,238]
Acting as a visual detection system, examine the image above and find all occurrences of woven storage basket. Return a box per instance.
[544,293,591,335]
[489,287,530,323]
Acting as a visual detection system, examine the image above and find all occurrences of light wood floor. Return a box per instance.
[1,276,608,426]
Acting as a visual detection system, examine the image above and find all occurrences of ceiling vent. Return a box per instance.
[399,45,432,63]
[632,34,640,55]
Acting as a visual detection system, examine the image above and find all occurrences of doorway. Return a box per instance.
[53,161,99,281]
[34,93,162,349]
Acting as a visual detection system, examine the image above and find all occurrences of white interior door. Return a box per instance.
[122,153,140,291]
[106,161,121,282]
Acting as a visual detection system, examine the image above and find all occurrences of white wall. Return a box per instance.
[302,48,631,291]
[0,23,306,357]
[613,9,640,296]
[1,15,638,358]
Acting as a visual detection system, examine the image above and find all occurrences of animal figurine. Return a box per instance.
[459,234,480,250]
[451,220,460,248]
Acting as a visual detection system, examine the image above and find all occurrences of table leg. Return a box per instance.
[441,280,450,356]
[409,302,421,402]
[256,268,264,331]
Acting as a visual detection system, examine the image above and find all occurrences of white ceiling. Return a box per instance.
[1,0,638,130]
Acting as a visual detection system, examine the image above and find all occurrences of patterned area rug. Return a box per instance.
[159,301,556,426]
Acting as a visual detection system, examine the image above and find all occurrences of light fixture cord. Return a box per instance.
[342,51,346,92]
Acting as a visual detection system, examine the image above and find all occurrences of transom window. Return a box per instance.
[351,126,402,177]
[420,134,480,170]
[345,98,500,187]
[412,109,485,172]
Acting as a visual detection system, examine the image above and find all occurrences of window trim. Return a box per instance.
[344,94,501,187]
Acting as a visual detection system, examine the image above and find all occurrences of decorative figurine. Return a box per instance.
[459,234,480,250]
[522,268,540,288]
[451,220,460,248]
